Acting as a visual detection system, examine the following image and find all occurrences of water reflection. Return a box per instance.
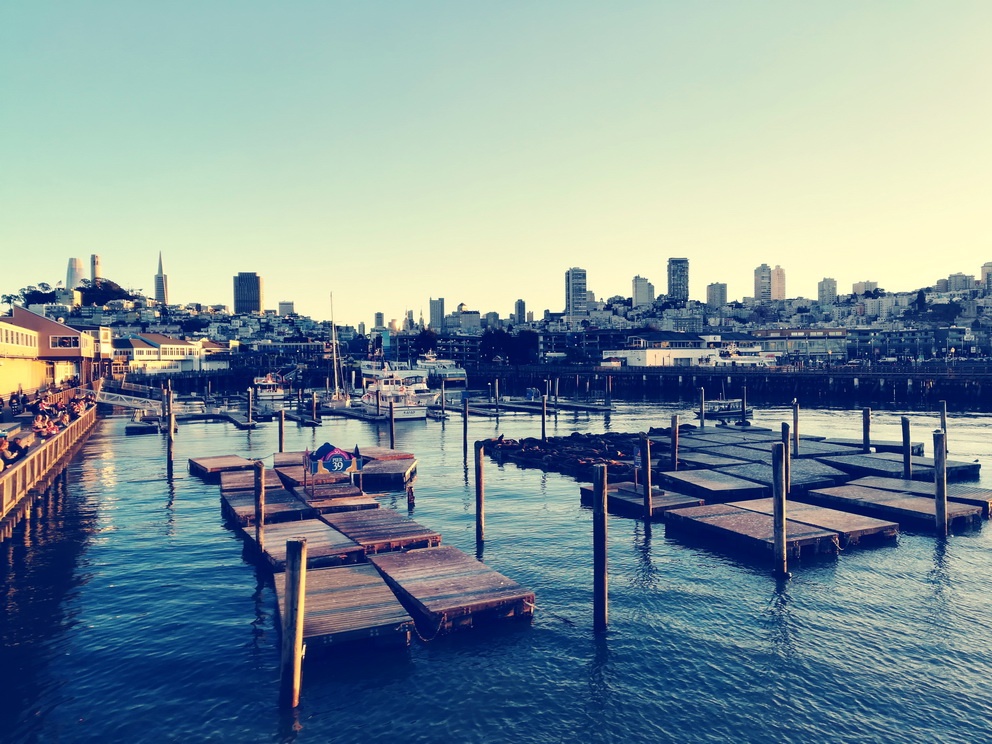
[764,580,798,661]
[925,538,950,630]
[631,521,658,590]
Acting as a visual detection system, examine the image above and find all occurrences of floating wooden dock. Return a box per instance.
[188,454,255,479]
[823,437,925,456]
[727,498,899,548]
[222,488,315,526]
[656,469,769,502]
[369,546,535,634]
[847,476,992,518]
[804,484,983,531]
[321,510,441,554]
[664,503,840,557]
[220,467,282,492]
[715,459,850,495]
[817,452,980,482]
[245,518,365,570]
[578,481,703,519]
[275,564,414,650]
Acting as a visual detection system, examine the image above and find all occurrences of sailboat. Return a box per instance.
[323,293,351,409]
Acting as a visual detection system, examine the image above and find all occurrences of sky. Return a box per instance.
[2,1,990,328]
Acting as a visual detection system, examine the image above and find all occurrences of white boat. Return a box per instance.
[253,373,288,400]
[414,352,468,386]
[360,367,438,419]
[695,398,753,420]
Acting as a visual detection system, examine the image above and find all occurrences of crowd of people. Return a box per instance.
[0,388,97,473]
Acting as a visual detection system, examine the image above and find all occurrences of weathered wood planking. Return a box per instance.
[273,451,306,468]
[274,564,414,650]
[578,482,704,519]
[715,460,851,495]
[677,451,753,469]
[243,518,365,571]
[817,453,979,482]
[848,476,992,518]
[823,438,925,456]
[692,445,774,464]
[656,469,768,502]
[369,545,534,633]
[728,498,899,547]
[220,468,282,493]
[677,430,781,450]
[275,465,351,489]
[188,455,255,478]
[804,484,983,531]
[867,452,981,481]
[221,488,315,526]
[734,439,861,459]
[306,494,381,514]
[664,503,839,557]
[356,446,416,462]
[321,509,441,554]
[360,459,418,490]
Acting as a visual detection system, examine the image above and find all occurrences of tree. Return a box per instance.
[413,329,437,356]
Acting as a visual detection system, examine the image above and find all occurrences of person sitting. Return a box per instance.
[0,439,15,467]
[7,437,28,462]
[32,414,51,439]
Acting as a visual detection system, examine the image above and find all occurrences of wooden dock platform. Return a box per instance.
[656,469,769,502]
[727,498,899,548]
[275,564,414,650]
[714,459,851,495]
[221,488,315,526]
[220,467,282,492]
[804,484,983,531]
[361,458,418,490]
[369,545,534,634]
[578,481,703,519]
[847,476,992,518]
[817,452,980,482]
[321,509,441,554]
[664,503,840,557]
[244,518,365,571]
[188,454,256,479]
[823,437,925,456]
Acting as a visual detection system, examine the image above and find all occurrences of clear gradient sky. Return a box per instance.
[2,2,990,328]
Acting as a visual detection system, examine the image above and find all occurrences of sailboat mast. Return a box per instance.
[330,293,341,396]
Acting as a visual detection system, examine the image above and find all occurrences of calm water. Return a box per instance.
[2,402,991,744]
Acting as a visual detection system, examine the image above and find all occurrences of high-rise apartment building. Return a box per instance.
[706,282,727,308]
[982,262,992,291]
[232,272,264,314]
[632,275,655,308]
[429,298,445,331]
[770,265,786,300]
[818,277,838,305]
[754,264,772,303]
[852,280,878,295]
[667,258,689,305]
[514,299,526,325]
[66,258,85,290]
[154,252,169,305]
[374,312,385,329]
[278,301,295,316]
[91,254,102,284]
[565,267,588,321]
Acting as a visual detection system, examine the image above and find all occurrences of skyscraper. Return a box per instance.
[982,262,992,292]
[154,252,169,305]
[667,258,689,305]
[771,265,786,300]
[565,267,588,321]
[632,275,655,308]
[66,258,85,290]
[754,264,772,303]
[818,277,838,305]
[706,282,727,308]
[514,299,526,325]
[429,297,445,331]
[232,272,264,314]
[90,254,102,284]
[278,301,295,316]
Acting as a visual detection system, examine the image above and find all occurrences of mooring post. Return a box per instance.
[311,391,318,422]
[771,442,790,579]
[462,398,469,459]
[278,409,285,453]
[279,538,307,709]
[792,399,800,457]
[939,400,948,454]
[934,429,948,537]
[593,463,608,632]
[698,388,705,428]
[376,389,381,416]
[781,422,791,495]
[440,379,446,415]
[901,416,912,480]
[641,433,652,518]
[541,394,548,442]
[406,483,415,509]
[670,414,679,471]
[554,377,559,406]
[247,387,253,424]
[741,385,748,424]
[254,460,266,554]
[862,408,872,453]
[494,378,499,415]
[475,440,485,543]
[389,402,396,449]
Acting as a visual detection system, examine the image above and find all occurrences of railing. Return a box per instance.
[0,406,98,526]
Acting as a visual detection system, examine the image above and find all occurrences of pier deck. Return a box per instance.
[656,469,769,502]
[321,509,441,554]
[578,482,703,519]
[728,498,899,547]
[714,459,851,495]
[804,484,983,531]
[823,437,925,456]
[817,452,979,482]
[188,454,255,479]
[275,564,414,650]
[847,476,992,518]
[220,468,282,492]
[369,545,534,634]
[244,518,365,571]
[221,488,315,526]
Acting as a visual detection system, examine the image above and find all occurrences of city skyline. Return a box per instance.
[2,3,991,327]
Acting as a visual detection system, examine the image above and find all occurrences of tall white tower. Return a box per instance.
[66,257,85,289]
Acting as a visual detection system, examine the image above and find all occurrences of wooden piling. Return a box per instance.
[862,408,871,453]
[792,399,800,456]
[901,416,912,480]
[311,392,318,422]
[698,388,705,428]
[278,409,285,453]
[593,463,608,632]
[254,460,266,553]
[741,386,748,425]
[462,398,469,459]
[670,414,679,471]
[554,378,559,405]
[475,440,485,543]
[641,434,652,518]
[541,395,548,442]
[934,429,947,537]
[247,387,253,424]
[440,379,446,415]
[939,400,948,454]
[771,442,789,579]
[494,378,499,415]
[781,422,791,495]
[279,538,307,709]
[389,402,396,449]
[167,390,175,467]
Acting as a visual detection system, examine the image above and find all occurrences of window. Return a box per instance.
[50,335,80,349]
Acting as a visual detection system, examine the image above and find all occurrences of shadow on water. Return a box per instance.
[764,578,798,661]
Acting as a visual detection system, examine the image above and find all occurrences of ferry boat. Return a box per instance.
[360,367,439,419]
[253,373,288,400]
[414,352,468,387]
[695,398,753,421]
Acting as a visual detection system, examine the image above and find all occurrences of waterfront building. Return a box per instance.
[632,275,655,308]
[754,264,772,303]
[706,282,727,309]
[6,305,95,384]
[233,272,264,314]
[667,258,689,305]
[429,298,445,331]
[565,267,588,322]
[771,265,786,301]
[818,277,838,305]
[90,254,102,284]
[154,252,169,305]
[66,258,85,290]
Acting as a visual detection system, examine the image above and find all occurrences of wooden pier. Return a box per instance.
[188,454,255,480]
[320,510,441,554]
[656,469,769,502]
[847,476,992,518]
[244,519,365,570]
[578,481,703,519]
[804,484,983,531]
[727,498,899,548]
